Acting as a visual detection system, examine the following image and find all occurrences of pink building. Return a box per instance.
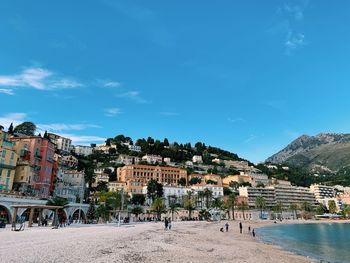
[11,136,56,197]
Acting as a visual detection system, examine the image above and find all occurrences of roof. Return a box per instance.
[11,204,64,209]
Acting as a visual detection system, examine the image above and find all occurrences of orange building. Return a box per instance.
[117,164,187,195]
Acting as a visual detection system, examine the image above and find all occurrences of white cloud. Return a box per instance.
[37,123,100,133]
[104,81,121,88]
[0,112,27,128]
[283,4,304,21]
[244,135,258,144]
[0,67,83,91]
[228,117,245,123]
[285,31,306,54]
[118,91,149,103]
[105,108,122,117]
[160,111,179,116]
[60,133,106,144]
[0,88,15,95]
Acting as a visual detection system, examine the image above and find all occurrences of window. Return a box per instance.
[1,150,6,158]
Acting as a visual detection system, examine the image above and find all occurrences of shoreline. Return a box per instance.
[0,220,328,263]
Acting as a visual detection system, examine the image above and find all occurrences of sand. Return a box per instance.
[0,221,317,263]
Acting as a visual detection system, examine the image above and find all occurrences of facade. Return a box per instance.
[191,184,224,198]
[128,145,141,152]
[222,174,254,187]
[108,181,127,192]
[117,164,187,195]
[116,154,141,165]
[162,186,192,206]
[0,131,18,191]
[73,145,93,156]
[192,155,203,163]
[61,170,85,186]
[203,174,223,186]
[142,154,162,164]
[310,184,336,199]
[10,136,56,197]
[239,183,316,210]
[48,133,72,153]
[61,155,78,168]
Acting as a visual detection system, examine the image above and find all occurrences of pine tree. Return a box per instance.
[8,123,14,134]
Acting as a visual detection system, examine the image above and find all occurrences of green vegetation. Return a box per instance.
[13,122,36,136]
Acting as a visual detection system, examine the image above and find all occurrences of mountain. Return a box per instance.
[266,133,350,174]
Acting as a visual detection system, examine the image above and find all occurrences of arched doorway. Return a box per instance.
[0,205,11,223]
[71,209,86,222]
[21,209,41,223]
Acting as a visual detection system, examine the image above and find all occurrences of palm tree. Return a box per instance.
[273,201,284,219]
[131,206,144,221]
[341,205,350,219]
[211,197,224,210]
[168,203,180,221]
[46,197,69,225]
[152,197,166,220]
[96,204,109,222]
[197,191,204,208]
[203,188,213,208]
[255,196,266,219]
[183,191,195,219]
[226,193,237,220]
[289,203,299,219]
[237,201,248,220]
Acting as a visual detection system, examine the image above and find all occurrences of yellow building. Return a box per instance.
[222,174,254,187]
[117,164,187,195]
[0,130,18,191]
[108,181,128,192]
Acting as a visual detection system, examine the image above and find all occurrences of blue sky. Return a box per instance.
[1,0,350,163]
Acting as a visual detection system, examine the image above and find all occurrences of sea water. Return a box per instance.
[257,222,350,263]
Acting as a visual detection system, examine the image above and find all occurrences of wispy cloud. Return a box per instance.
[60,133,106,145]
[159,111,180,116]
[244,135,258,144]
[0,88,15,95]
[0,112,28,128]
[105,108,122,117]
[118,91,150,104]
[0,67,83,93]
[285,31,306,54]
[37,123,100,133]
[282,3,305,21]
[228,117,245,123]
[96,79,121,88]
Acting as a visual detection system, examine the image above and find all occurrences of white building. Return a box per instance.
[116,154,141,165]
[128,145,141,152]
[192,155,203,163]
[48,133,72,153]
[163,157,171,164]
[310,184,336,199]
[142,154,162,164]
[61,170,85,186]
[191,184,224,198]
[163,186,192,206]
[73,145,93,156]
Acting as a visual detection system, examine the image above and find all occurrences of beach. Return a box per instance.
[0,221,317,263]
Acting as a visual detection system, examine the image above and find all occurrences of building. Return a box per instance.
[61,155,78,168]
[191,184,224,198]
[192,155,203,164]
[0,130,18,191]
[239,186,276,209]
[10,136,56,197]
[162,185,193,206]
[128,144,141,152]
[48,133,72,153]
[117,164,187,195]
[222,174,254,187]
[60,170,85,187]
[93,168,110,187]
[73,145,93,156]
[310,184,336,199]
[142,154,162,164]
[108,181,127,193]
[239,183,316,210]
[115,154,141,165]
[203,174,223,186]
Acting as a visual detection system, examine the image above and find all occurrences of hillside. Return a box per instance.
[266,133,350,174]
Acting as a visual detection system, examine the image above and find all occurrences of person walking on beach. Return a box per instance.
[168,219,172,230]
[248,225,251,233]
[164,218,169,230]
[225,222,229,232]
[252,229,255,237]
[239,222,242,234]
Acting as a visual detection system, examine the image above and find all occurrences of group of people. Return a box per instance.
[164,217,172,230]
[220,222,255,237]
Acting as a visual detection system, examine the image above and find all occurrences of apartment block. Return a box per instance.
[0,130,18,191]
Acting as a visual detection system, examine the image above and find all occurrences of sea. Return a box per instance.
[257,222,350,263]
